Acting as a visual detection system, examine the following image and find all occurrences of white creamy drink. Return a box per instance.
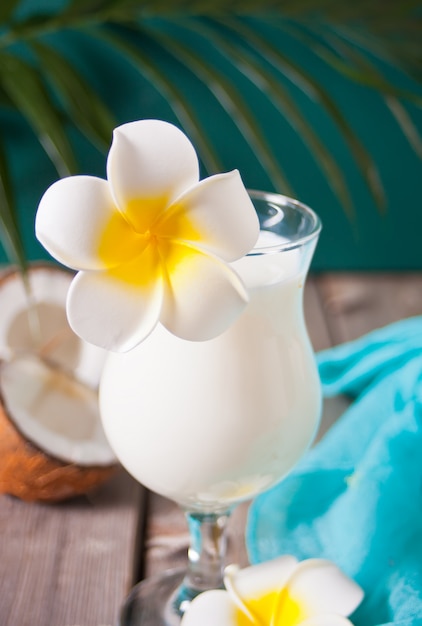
[100,232,321,511]
[35,119,324,622]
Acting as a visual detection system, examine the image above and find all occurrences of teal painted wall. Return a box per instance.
[1,12,421,270]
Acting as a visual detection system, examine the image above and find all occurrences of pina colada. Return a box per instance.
[34,116,323,624]
[99,232,321,511]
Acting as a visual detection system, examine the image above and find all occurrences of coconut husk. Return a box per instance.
[0,386,116,501]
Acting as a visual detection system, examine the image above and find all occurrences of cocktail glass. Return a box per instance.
[99,191,322,626]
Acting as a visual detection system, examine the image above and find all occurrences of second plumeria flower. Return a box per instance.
[181,556,364,626]
[36,119,259,352]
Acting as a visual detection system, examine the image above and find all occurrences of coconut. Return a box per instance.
[0,264,117,502]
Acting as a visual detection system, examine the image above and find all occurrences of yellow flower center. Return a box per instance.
[97,197,203,287]
[126,195,169,234]
[97,209,143,266]
[235,588,305,626]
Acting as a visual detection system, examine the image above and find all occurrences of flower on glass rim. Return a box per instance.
[181,556,364,626]
[35,119,259,352]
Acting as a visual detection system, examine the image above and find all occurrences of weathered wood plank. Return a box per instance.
[0,469,143,626]
[315,272,422,343]
[304,275,332,352]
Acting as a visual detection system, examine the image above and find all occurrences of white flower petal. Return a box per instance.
[160,243,249,341]
[107,119,200,232]
[224,556,298,622]
[225,556,299,604]
[67,248,164,352]
[181,590,240,626]
[36,175,139,270]
[285,559,364,619]
[157,170,259,261]
[300,615,355,626]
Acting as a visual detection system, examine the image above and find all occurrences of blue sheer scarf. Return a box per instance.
[246,317,422,625]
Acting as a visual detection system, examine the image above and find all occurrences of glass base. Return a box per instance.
[118,510,232,625]
[118,568,189,626]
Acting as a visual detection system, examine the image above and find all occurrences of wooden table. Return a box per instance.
[1,272,422,626]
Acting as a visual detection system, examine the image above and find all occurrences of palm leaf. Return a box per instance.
[30,41,115,151]
[290,21,422,160]
[313,4,422,82]
[218,16,387,209]
[385,97,422,160]
[140,22,295,195]
[303,24,422,106]
[0,0,19,23]
[190,17,354,216]
[97,27,225,174]
[0,139,27,274]
[0,53,78,177]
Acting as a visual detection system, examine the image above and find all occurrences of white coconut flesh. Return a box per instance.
[0,355,116,466]
[0,264,106,389]
[0,265,116,469]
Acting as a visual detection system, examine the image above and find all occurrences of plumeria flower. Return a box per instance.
[181,556,364,626]
[36,119,259,352]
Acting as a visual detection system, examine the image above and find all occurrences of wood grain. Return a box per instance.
[315,272,422,343]
[0,470,143,626]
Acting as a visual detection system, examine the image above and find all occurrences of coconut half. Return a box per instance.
[0,264,117,502]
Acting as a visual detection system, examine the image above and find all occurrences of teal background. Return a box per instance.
[1,11,421,270]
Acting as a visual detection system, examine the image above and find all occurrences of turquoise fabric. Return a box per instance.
[246,317,422,625]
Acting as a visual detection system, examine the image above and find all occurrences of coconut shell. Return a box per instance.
[0,380,116,502]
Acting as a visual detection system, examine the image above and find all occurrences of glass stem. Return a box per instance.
[171,509,231,617]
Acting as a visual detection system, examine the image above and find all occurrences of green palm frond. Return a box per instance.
[144,23,295,195]
[97,27,225,174]
[0,0,421,271]
[0,53,78,177]
[0,140,27,275]
[30,41,115,151]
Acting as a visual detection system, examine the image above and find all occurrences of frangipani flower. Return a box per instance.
[36,119,259,352]
[181,556,364,626]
